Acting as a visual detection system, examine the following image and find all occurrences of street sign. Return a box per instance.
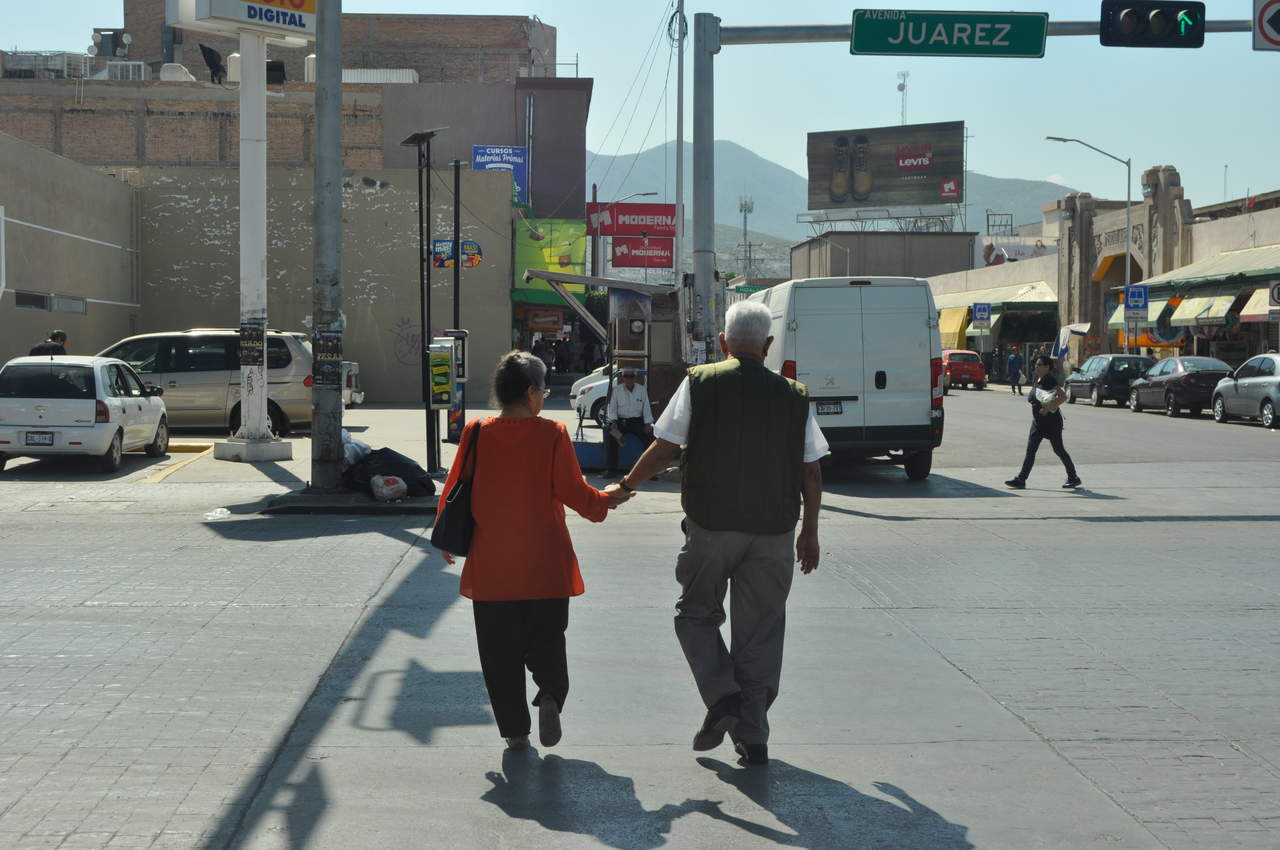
[850,9,1048,58]
[1256,0,1280,50]
[1269,280,1280,307]
[1124,284,1149,323]
[972,302,992,330]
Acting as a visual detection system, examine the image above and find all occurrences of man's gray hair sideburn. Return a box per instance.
[724,300,773,352]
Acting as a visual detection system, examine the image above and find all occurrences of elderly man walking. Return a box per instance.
[617,300,827,765]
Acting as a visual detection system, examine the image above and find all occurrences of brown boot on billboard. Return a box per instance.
[829,135,850,202]
[852,134,872,202]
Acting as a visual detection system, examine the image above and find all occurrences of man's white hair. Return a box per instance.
[724,300,773,351]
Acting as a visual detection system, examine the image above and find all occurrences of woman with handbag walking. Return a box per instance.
[1005,354,1082,490]
[433,351,630,750]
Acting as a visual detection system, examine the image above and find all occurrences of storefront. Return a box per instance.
[932,281,1059,376]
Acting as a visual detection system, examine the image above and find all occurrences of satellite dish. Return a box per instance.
[115,48,126,57]
[87,45,98,56]
[92,32,102,43]
[121,33,132,45]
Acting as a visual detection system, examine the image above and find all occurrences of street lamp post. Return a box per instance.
[1046,136,1132,354]
[401,128,448,474]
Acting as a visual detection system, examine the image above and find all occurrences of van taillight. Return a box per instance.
[931,357,944,407]
[95,400,110,423]
[782,360,797,380]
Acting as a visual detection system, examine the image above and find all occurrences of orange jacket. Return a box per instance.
[437,416,610,601]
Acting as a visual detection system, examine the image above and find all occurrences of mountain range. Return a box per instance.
[586,140,1076,279]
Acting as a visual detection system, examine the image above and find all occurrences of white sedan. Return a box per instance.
[569,368,615,429]
[0,356,169,473]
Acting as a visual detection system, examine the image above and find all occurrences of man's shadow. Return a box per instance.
[697,757,974,849]
[482,748,717,849]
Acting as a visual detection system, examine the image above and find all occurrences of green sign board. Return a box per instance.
[851,9,1048,58]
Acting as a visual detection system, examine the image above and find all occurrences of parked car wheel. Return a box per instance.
[145,417,169,457]
[1263,399,1277,429]
[1129,389,1142,412]
[975,381,985,390]
[1212,395,1230,423]
[1091,385,1103,406]
[229,403,287,437]
[1165,393,1179,417]
[904,450,932,481]
[1067,389,1076,404]
[99,431,123,473]
[590,398,607,430]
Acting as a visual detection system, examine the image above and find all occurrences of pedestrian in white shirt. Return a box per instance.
[601,369,653,477]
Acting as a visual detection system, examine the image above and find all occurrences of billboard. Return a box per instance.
[472,145,528,205]
[586,202,677,237]
[192,0,317,39]
[975,236,1056,268]
[806,121,964,210]
[514,219,588,297]
[611,237,673,269]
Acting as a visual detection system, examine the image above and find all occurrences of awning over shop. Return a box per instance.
[964,312,1003,338]
[939,306,969,349]
[1238,286,1275,323]
[1107,299,1170,329]
[1169,294,1236,327]
[932,280,1056,310]
[1136,243,1280,293]
[522,269,676,345]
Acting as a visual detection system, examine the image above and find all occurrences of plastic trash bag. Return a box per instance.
[343,447,435,498]
[341,429,373,468]
[370,474,408,502]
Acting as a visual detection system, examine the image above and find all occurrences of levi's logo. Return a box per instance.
[896,152,933,170]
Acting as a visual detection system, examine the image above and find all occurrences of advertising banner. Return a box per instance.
[514,219,588,296]
[806,121,964,210]
[198,0,317,38]
[586,202,677,237]
[472,145,528,205]
[432,238,483,268]
[611,237,674,269]
[975,236,1056,268]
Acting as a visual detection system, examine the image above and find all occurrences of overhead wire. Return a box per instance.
[613,36,675,199]
[587,2,671,175]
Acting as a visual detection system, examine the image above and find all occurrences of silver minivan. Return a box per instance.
[1212,353,1280,428]
[100,329,313,434]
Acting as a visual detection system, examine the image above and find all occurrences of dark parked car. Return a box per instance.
[1127,356,1232,416]
[1065,354,1155,406]
[1212,353,1280,428]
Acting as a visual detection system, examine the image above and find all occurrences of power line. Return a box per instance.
[614,38,675,199]
[587,3,671,175]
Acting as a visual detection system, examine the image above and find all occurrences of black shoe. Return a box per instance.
[692,694,740,752]
[734,740,768,765]
[538,695,561,747]
[1062,477,1082,489]
[1005,478,1026,489]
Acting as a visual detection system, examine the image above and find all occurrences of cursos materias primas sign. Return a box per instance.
[196,0,316,38]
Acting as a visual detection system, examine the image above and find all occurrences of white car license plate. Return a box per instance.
[816,401,843,416]
[25,432,54,446]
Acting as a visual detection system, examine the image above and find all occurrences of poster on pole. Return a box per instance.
[806,121,964,210]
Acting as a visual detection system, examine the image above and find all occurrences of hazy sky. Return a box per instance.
[8,1,1275,212]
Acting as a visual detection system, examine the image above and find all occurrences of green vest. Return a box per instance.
[682,357,811,534]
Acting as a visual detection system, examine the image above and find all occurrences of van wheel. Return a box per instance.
[145,417,169,457]
[229,403,287,436]
[99,432,123,473]
[904,450,932,481]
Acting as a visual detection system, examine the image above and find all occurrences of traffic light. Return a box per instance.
[1099,2,1205,48]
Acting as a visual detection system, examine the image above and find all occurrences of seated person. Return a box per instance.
[602,369,653,478]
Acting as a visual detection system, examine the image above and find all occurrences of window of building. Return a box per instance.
[53,295,87,314]
[14,291,51,311]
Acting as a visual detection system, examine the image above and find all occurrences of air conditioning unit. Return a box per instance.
[107,61,149,81]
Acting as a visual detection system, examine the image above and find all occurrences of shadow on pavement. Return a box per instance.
[483,748,717,849]
[824,471,1013,500]
[697,757,973,849]
[0,453,167,481]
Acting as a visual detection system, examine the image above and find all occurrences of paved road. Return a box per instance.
[0,394,1276,849]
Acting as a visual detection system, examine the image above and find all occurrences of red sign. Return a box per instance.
[939,178,960,201]
[587,202,677,237]
[611,237,674,268]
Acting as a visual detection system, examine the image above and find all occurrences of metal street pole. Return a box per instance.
[452,160,462,330]
[1046,136,1132,354]
[590,183,599,276]
[309,0,343,489]
[236,32,270,441]
[674,0,686,285]
[692,13,719,363]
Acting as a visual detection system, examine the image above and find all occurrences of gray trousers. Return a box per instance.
[674,516,795,745]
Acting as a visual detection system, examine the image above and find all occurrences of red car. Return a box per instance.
[942,349,988,392]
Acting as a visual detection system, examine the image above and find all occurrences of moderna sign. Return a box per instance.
[586,202,677,237]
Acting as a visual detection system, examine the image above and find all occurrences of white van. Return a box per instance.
[749,276,944,479]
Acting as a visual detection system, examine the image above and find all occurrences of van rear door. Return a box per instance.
[861,284,932,432]
[793,286,865,435]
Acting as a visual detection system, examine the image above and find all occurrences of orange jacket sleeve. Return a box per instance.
[551,422,610,522]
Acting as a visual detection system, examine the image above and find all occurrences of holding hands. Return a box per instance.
[603,482,633,509]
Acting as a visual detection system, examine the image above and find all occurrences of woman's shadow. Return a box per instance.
[481,748,718,849]
[696,756,974,849]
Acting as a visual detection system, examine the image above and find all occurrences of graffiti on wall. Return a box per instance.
[391,316,422,366]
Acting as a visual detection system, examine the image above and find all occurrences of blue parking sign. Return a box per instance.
[972,302,992,329]
[1124,284,1148,322]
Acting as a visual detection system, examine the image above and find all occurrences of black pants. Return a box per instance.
[472,598,570,738]
[605,416,653,472]
[1018,422,1077,480]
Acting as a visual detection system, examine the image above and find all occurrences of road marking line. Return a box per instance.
[142,447,213,483]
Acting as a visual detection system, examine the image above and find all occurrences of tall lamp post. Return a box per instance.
[401,128,448,473]
[1046,136,1132,354]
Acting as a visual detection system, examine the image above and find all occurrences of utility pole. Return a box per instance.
[692,13,720,364]
[590,183,599,276]
[309,0,343,489]
[674,0,689,364]
[739,196,753,286]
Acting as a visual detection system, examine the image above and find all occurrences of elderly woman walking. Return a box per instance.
[436,351,629,749]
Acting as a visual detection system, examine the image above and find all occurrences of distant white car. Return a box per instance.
[569,367,614,428]
[0,356,169,473]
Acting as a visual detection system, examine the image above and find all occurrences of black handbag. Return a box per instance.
[430,422,480,556]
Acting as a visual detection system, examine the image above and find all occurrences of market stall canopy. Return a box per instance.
[964,313,1003,338]
[1238,287,1275,323]
[938,307,969,350]
[1134,243,1280,293]
[1107,299,1172,329]
[522,269,676,345]
[1169,294,1237,327]
[932,280,1056,311]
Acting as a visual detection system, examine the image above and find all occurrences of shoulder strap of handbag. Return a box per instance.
[461,419,480,481]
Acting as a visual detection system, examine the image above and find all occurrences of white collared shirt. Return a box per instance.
[607,381,653,424]
[653,377,830,463]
